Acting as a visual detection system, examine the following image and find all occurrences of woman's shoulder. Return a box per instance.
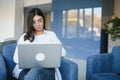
[44,30,56,35]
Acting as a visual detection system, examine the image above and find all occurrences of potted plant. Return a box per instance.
[104,17,120,41]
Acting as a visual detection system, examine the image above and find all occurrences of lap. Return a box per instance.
[18,68,55,80]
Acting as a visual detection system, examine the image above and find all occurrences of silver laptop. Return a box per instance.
[18,43,62,69]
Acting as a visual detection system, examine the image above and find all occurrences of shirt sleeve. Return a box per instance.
[13,34,26,79]
[50,31,67,57]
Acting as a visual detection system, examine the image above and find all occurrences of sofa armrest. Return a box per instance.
[59,57,78,80]
[0,54,7,80]
[86,53,113,80]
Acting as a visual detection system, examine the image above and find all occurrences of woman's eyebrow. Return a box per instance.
[38,18,42,21]
[34,18,42,22]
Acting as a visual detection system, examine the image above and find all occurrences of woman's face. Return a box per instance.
[33,15,44,34]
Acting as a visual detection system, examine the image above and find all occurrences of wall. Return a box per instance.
[108,0,120,52]
[114,0,120,18]
[0,0,15,42]
[14,0,24,40]
[45,12,51,30]
[24,0,52,7]
[0,0,23,42]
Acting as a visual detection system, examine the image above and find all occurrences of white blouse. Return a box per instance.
[13,30,66,80]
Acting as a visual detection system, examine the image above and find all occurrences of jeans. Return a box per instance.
[18,68,55,80]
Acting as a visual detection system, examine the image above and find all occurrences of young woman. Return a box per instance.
[13,8,66,80]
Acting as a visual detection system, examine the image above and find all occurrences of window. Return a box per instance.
[52,0,102,59]
[62,7,101,41]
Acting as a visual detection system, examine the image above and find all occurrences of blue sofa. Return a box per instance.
[86,46,120,80]
[0,40,78,80]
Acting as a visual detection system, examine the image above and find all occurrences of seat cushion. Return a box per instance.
[92,73,120,80]
[112,46,120,74]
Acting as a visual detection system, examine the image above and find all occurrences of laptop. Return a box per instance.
[18,43,62,69]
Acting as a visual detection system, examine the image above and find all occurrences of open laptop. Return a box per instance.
[18,43,62,69]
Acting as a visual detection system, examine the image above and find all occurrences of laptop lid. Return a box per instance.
[18,43,62,69]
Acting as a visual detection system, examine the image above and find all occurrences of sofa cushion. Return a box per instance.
[92,73,120,80]
[112,46,120,74]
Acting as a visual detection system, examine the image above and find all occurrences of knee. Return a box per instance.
[23,68,42,80]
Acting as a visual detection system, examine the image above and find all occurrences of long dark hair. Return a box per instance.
[24,8,46,42]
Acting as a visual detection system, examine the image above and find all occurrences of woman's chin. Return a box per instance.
[36,29,44,32]
[36,28,43,31]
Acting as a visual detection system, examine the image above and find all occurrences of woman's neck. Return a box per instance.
[35,30,44,35]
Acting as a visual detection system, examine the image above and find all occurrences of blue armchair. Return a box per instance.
[0,40,78,80]
[86,46,120,80]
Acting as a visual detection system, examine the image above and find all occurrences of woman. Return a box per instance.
[13,8,66,80]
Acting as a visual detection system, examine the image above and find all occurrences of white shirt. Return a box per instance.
[13,30,66,80]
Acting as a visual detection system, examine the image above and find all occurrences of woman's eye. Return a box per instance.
[38,20,42,22]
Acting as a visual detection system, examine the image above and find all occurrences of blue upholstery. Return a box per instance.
[60,57,78,80]
[0,54,7,80]
[92,73,120,80]
[86,46,120,80]
[0,40,17,80]
[0,41,78,80]
[112,46,120,74]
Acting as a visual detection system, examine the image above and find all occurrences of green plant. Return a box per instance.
[104,17,120,41]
